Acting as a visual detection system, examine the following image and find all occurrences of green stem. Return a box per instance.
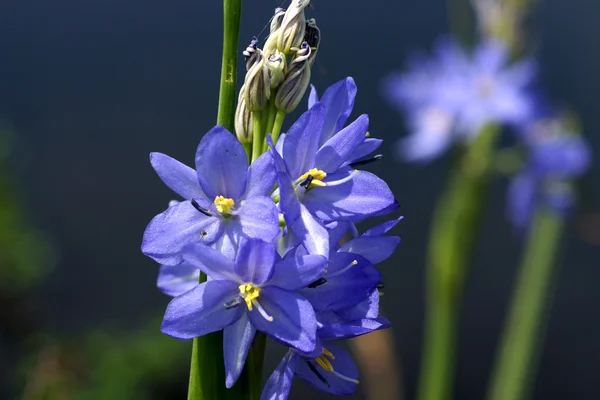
[188,0,243,399]
[270,110,286,148]
[251,111,264,163]
[216,0,242,132]
[417,125,499,400]
[487,210,563,400]
[263,99,277,153]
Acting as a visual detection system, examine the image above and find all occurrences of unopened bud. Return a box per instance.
[304,18,320,66]
[270,7,286,33]
[235,86,253,144]
[275,42,312,112]
[277,0,310,54]
[243,37,260,71]
[266,50,286,89]
[244,52,271,111]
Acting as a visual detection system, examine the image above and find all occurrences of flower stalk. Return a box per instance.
[417,124,499,400]
[487,209,562,400]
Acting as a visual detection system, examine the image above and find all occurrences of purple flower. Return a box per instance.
[260,310,389,399]
[161,238,327,388]
[157,263,199,297]
[142,126,280,265]
[383,38,535,162]
[507,118,591,228]
[269,102,397,256]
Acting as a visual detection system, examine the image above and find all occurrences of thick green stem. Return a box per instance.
[216,0,242,132]
[270,110,286,148]
[417,125,499,400]
[487,210,563,400]
[263,100,277,153]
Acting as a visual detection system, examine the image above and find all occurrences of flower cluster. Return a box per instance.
[383,38,535,162]
[507,114,591,228]
[142,3,400,398]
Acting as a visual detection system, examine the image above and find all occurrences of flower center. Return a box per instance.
[313,347,360,385]
[297,168,327,189]
[239,284,273,322]
[475,75,496,99]
[214,196,235,214]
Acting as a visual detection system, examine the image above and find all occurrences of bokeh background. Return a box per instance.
[0,0,599,398]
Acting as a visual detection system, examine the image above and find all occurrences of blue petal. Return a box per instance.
[224,312,256,388]
[235,196,280,242]
[161,280,242,339]
[195,126,248,200]
[346,138,383,165]
[142,201,224,266]
[339,235,401,264]
[299,253,380,311]
[268,255,327,290]
[336,288,380,320]
[291,204,329,257]
[307,85,319,108]
[303,169,397,222]
[157,263,199,297]
[317,317,390,341]
[282,104,326,179]
[150,152,205,199]
[296,344,359,395]
[362,216,403,236]
[182,242,238,281]
[249,286,317,353]
[260,352,298,400]
[234,238,276,285]
[244,151,276,199]
[315,114,369,173]
[318,77,357,147]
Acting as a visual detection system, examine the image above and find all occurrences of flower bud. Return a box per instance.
[242,37,260,71]
[244,51,271,111]
[304,18,320,66]
[277,0,310,54]
[270,7,286,33]
[275,42,312,113]
[266,50,286,89]
[235,85,253,144]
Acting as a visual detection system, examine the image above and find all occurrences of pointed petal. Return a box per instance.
[291,204,329,256]
[236,196,280,242]
[224,313,256,388]
[142,201,224,266]
[182,242,238,281]
[299,253,380,311]
[161,280,242,339]
[363,216,404,236]
[268,255,327,290]
[260,352,298,400]
[249,286,317,353]
[307,84,319,108]
[318,77,357,147]
[315,115,369,173]
[245,151,276,199]
[195,126,248,200]
[339,236,401,265]
[336,288,380,320]
[303,170,397,222]
[296,345,359,395]
[157,263,199,297]
[150,152,204,199]
[318,317,390,341]
[346,138,383,165]
[282,104,326,179]
[234,238,276,285]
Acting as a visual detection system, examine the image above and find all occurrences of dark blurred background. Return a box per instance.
[0,0,599,399]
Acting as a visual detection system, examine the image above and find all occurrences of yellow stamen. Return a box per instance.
[239,284,261,311]
[365,131,371,137]
[315,355,334,372]
[322,348,335,359]
[298,168,327,189]
[214,196,235,214]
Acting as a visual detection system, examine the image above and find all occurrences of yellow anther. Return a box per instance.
[239,284,261,311]
[315,355,334,372]
[322,348,335,359]
[214,196,235,214]
[298,168,327,189]
[365,131,371,137]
